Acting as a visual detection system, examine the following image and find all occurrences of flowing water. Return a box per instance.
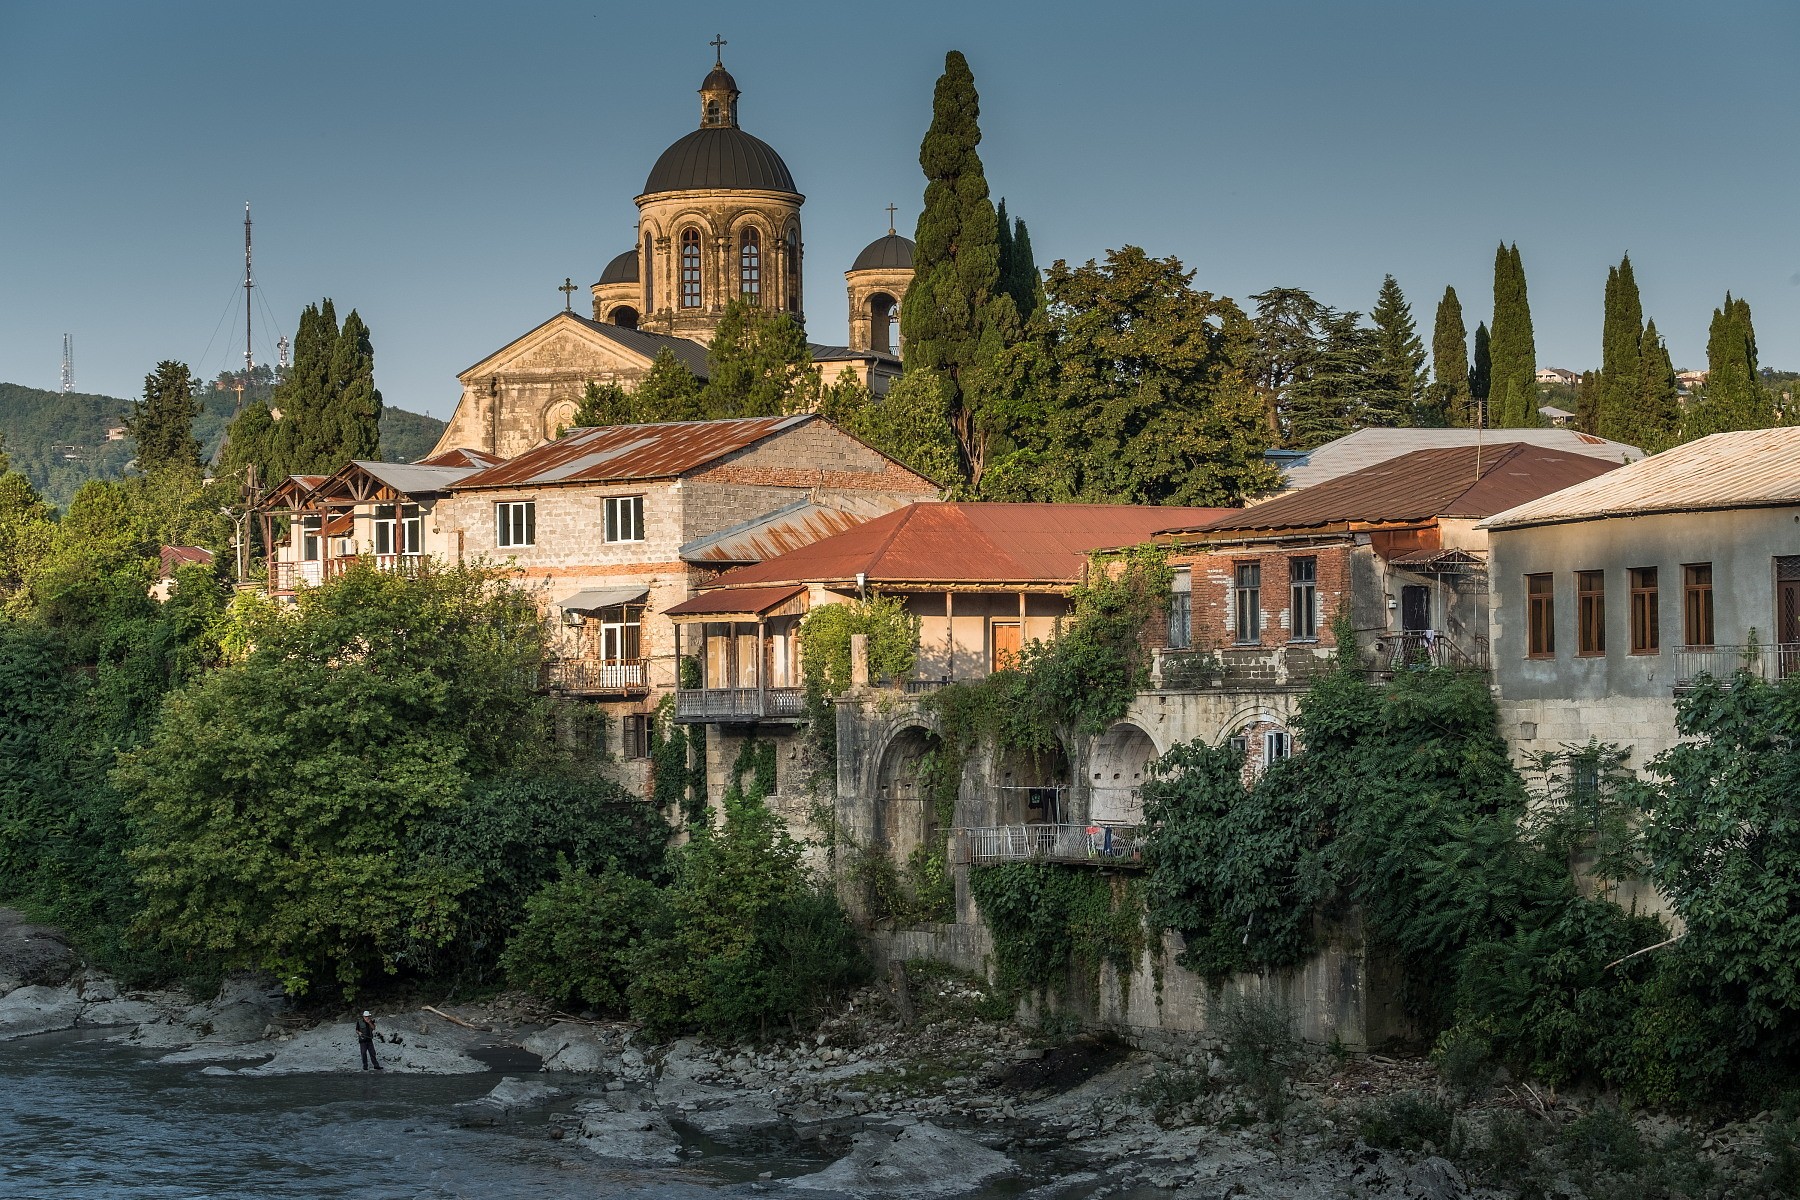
[0,1031,1095,1200]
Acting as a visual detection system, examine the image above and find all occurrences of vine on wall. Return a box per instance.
[967,862,1146,1006]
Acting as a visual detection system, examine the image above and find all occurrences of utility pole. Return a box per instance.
[61,334,73,392]
[244,202,255,380]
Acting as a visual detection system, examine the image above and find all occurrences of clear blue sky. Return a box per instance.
[2,1,1796,417]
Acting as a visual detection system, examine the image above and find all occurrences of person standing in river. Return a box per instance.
[354,1010,383,1071]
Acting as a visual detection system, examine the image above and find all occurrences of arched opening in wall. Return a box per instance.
[545,400,579,439]
[1223,718,1293,780]
[610,306,639,329]
[867,292,897,354]
[643,235,654,311]
[875,726,947,861]
[680,228,702,309]
[739,228,761,304]
[785,227,800,313]
[995,741,1071,825]
[1089,724,1156,824]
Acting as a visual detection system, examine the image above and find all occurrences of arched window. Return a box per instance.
[642,235,654,311]
[868,292,896,353]
[739,228,761,304]
[680,228,702,309]
[705,99,719,124]
[784,227,800,313]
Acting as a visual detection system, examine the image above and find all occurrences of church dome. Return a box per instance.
[597,248,639,285]
[643,127,797,196]
[851,233,914,272]
[701,64,738,94]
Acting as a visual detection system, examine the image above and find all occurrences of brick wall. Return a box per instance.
[1171,542,1354,651]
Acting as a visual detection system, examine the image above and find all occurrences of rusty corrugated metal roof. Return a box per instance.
[678,499,875,565]
[1274,427,1641,491]
[697,503,1234,590]
[1482,428,1800,531]
[664,584,806,617]
[452,415,814,490]
[1163,443,1622,537]
[418,447,505,468]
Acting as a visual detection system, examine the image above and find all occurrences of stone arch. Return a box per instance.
[1210,701,1296,779]
[608,305,639,329]
[995,739,1071,824]
[1089,723,1158,823]
[542,397,579,440]
[874,725,946,861]
[866,291,898,354]
[783,221,802,314]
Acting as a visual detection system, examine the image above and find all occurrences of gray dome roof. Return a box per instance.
[701,65,739,94]
[850,233,914,272]
[643,127,797,196]
[597,249,639,285]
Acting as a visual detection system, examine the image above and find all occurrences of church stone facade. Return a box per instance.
[433,55,913,461]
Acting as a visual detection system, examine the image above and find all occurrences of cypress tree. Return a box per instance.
[632,348,706,422]
[1470,322,1492,424]
[1488,243,1539,427]
[996,199,1042,323]
[331,309,383,462]
[1635,319,1681,448]
[1686,293,1770,438]
[128,360,203,473]
[900,50,1019,490]
[1596,255,1643,441]
[1369,275,1428,426]
[269,300,341,476]
[1428,286,1471,427]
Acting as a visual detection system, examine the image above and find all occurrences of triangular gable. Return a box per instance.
[457,311,661,382]
[258,474,326,511]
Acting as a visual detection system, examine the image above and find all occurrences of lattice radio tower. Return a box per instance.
[61,334,73,393]
[243,202,255,378]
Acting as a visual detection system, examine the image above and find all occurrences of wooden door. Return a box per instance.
[990,621,1022,672]
[1401,585,1432,632]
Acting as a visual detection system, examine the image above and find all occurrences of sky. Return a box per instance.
[2,0,1797,419]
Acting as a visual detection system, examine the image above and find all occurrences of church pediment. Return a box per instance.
[459,313,657,382]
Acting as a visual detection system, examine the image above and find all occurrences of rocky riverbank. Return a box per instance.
[4,909,1795,1199]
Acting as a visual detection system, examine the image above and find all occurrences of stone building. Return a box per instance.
[433,53,915,461]
[1483,429,1800,771]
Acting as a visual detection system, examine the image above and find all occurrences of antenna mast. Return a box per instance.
[243,202,255,383]
[61,334,74,393]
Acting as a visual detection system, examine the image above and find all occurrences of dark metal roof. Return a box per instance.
[698,503,1234,589]
[1163,443,1624,538]
[665,583,805,618]
[597,249,639,286]
[850,233,914,272]
[701,65,739,94]
[452,415,814,490]
[811,344,901,365]
[643,127,798,196]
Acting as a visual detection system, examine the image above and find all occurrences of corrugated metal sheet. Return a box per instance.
[1276,427,1641,491]
[1164,444,1622,537]
[418,447,505,468]
[679,499,873,565]
[664,584,806,617]
[454,415,812,490]
[698,503,1234,589]
[1482,428,1800,530]
[351,461,484,496]
[556,585,649,613]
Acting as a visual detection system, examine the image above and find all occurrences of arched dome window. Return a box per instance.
[739,228,761,304]
[785,227,800,313]
[680,228,702,309]
[643,235,654,311]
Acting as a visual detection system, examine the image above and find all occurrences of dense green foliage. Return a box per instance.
[1686,293,1773,439]
[1369,275,1429,426]
[1593,256,1681,449]
[817,368,960,487]
[797,595,919,695]
[500,867,664,1010]
[128,361,204,473]
[0,382,135,506]
[378,405,448,463]
[700,299,818,417]
[1429,286,1471,427]
[994,197,1043,323]
[1469,321,1491,412]
[1488,243,1538,427]
[967,862,1144,1001]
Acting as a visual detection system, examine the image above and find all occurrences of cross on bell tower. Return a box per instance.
[559,278,578,311]
[885,204,898,235]
[710,34,726,64]
[698,37,740,129]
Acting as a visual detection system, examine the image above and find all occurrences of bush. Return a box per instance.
[1356,1090,1458,1154]
[1136,1064,1212,1125]
[1432,1027,1500,1105]
[501,868,663,1011]
[1216,991,1298,1120]
[694,888,869,1038]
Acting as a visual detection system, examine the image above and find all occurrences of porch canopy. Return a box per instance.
[556,585,649,615]
[662,584,806,622]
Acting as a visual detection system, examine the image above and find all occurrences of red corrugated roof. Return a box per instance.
[698,503,1234,589]
[418,447,505,468]
[1161,443,1623,537]
[664,584,806,617]
[159,545,213,574]
[453,415,814,489]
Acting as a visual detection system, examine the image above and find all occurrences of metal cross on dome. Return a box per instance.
[710,34,726,65]
[885,204,898,235]
[559,278,577,311]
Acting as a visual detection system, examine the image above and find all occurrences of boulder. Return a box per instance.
[0,910,80,990]
[524,1023,616,1074]
[228,1022,485,1075]
[791,1122,1015,1198]
[0,984,85,1040]
[678,1099,784,1137]
[463,1076,565,1112]
[79,998,175,1029]
[574,1098,681,1164]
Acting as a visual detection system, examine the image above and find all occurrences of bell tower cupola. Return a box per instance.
[699,36,740,128]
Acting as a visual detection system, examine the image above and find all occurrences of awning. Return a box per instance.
[663,584,806,621]
[555,585,649,614]
[1387,548,1485,571]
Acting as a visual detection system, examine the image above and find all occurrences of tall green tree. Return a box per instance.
[631,349,706,421]
[1285,309,1380,449]
[330,309,383,461]
[1488,243,1539,427]
[1428,286,1471,427]
[899,51,1019,490]
[1246,287,1329,441]
[127,361,204,474]
[1686,293,1771,439]
[268,300,340,476]
[1369,275,1428,426]
[995,198,1042,323]
[1470,321,1492,423]
[699,299,819,417]
[1595,255,1644,442]
[0,472,55,617]
[816,368,959,487]
[1635,319,1682,450]
[573,381,636,429]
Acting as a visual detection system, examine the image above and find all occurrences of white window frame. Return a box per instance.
[1264,729,1291,764]
[372,505,397,556]
[605,495,645,543]
[496,501,536,549]
[399,504,423,556]
[299,515,322,563]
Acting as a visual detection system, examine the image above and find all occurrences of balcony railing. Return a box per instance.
[955,823,1145,868]
[1675,643,1800,688]
[270,560,324,590]
[1155,646,1337,689]
[1377,630,1490,672]
[544,658,648,694]
[675,687,806,722]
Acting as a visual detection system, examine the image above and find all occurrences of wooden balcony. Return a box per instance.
[543,658,649,696]
[954,823,1145,869]
[675,687,806,723]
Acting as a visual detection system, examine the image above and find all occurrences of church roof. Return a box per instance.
[597,249,639,286]
[702,64,739,93]
[453,415,816,490]
[643,126,798,196]
[851,233,914,272]
[459,311,710,381]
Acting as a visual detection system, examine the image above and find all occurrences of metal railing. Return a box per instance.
[675,686,806,721]
[901,678,950,694]
[1378,630,1490,671]
[1674,643,1800,687]
[544,658,648,693]
[956,823,1145,868]
[271,560,324,590]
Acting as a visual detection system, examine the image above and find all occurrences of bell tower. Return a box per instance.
[700,35,739,128]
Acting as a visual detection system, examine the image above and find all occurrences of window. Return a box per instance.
[1577,570,1605,656]
[785,227,800,313]
[604,496,644,543]
[373,505,396,556]
[1630,567,1659,654]
[300,515,321,562]
[599,604,642,662]
[643,234,654,311]
[1527,573,1555,658]
[739,228,760,303]
[1289,556,1317,641]
[1234,562,1261,644]
[680,228,701,309]
[1167,570,1192,649]
[1264,729,1291,764]
[495,501,535,548]
[1683,563,1714,649]
[622,714,653,760]
[399,504,422,555]
[1228,734,1249,757]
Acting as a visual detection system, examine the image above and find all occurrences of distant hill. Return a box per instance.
[0,378,449,508]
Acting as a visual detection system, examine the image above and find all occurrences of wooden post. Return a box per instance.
[756,619,767,716]
[945,590,954,681]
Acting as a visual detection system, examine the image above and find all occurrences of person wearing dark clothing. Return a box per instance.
[355,1010,383,1071]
